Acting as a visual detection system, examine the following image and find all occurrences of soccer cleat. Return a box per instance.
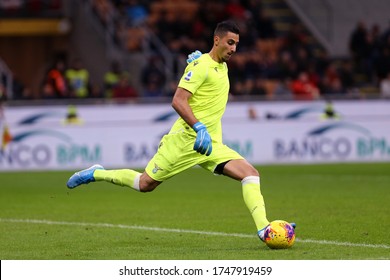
[66,164,104,189]
[290,222,296,229]
[257,225,269,242]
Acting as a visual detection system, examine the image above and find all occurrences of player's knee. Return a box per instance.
[244,164,259,177]
[139,180,159,192]
[139,187,153,192]
[139,183,155,192]
[251,168,260,177]
[139,173,160,192]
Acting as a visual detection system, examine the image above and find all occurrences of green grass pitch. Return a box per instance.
[0,163,389,260]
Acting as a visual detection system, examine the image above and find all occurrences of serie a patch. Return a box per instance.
[184,71,193,81]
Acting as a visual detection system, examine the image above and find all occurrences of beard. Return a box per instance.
[222,53,232,62]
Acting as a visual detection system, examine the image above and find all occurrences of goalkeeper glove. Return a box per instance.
[193,122,212,156]
[186,50,202,64]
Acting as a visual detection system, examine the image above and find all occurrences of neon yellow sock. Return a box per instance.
[94,169,141,191]
[242,176,269,230]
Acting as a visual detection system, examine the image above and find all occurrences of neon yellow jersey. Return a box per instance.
[104,71,120,98]
[171,54,229,142]
[65,69,89,98]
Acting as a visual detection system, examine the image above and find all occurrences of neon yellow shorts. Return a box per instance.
[145,131,243,182]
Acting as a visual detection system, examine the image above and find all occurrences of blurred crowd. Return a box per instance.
[95,0,390,100]
[2,0,390,101]
[10,57,139,101]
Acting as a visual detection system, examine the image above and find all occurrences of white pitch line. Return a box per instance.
[1,218,389,250]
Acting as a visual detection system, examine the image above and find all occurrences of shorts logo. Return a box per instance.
[184,71,193,81]
[152,163,163,174]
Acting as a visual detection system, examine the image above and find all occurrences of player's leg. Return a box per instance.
[67,131,198,192]
[223,159,296,240]
[66,164,161,192]
[221,159,270,238]
[199,144,269,239]
[94,168,162,192]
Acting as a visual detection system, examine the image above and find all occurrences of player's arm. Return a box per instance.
[171,87,212,156]
[171,87,198,127]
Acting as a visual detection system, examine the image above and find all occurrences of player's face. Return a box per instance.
[216,32,239,62]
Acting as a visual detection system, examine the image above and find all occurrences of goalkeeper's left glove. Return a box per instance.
[193,122,212,156]
[186,50,202,64]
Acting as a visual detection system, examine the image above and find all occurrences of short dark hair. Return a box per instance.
[214,21,240,37]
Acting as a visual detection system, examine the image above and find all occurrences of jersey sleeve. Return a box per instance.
[178,60,208,94]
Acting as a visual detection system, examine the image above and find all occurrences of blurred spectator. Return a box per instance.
[112,73,138,100]
[11,73,34,100]
[18,87,34,100]
[104,60,123,98]
[141,55,166,97]
[154,11,173,43]
[253,10,276,39]
[349,21,368,62]
[41,82,57,99]
[380,72,390,98]
[123,0,148,26]
[338,60,355,93]
[282,22,309,55]
[231,80,246,96]
[295,46,311,73]
[321,62,340,93]
[321,100,340,120]
[375,47,390,81]
[0,81,6,102]
[323,78,344,95]
[45,59,68,98]
[306,62,321,88]
[65,58,90,98]
[348,20,378,82]
[370,24,382,58]
[275,50,297,80]
[63,105,83,125]
[225,0,247,21]
[291,71,320,100]
[273,78,293,99]
[247,77,267,97]
[229,53,247,85]
[244,51,266,79]
[92,0,115,26]
[89,82,104,99]
[380,20,390,49]
[201,1,225,29]
[24,3,390,101]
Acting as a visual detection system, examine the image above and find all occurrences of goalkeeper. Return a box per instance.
[67,21,280,242]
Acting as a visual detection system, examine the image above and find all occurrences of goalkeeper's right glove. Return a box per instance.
[186,50,202,64]
[193,122,212,156]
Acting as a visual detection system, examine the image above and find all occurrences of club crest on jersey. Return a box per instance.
[152,163,163,174]
[184,71,193,81]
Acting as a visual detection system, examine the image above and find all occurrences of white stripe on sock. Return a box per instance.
[133,173,141,191]
[241,175,260,186]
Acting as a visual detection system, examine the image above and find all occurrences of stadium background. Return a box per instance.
[1,0,389,171]
[1,0,390,101]
[0,1,389,265]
